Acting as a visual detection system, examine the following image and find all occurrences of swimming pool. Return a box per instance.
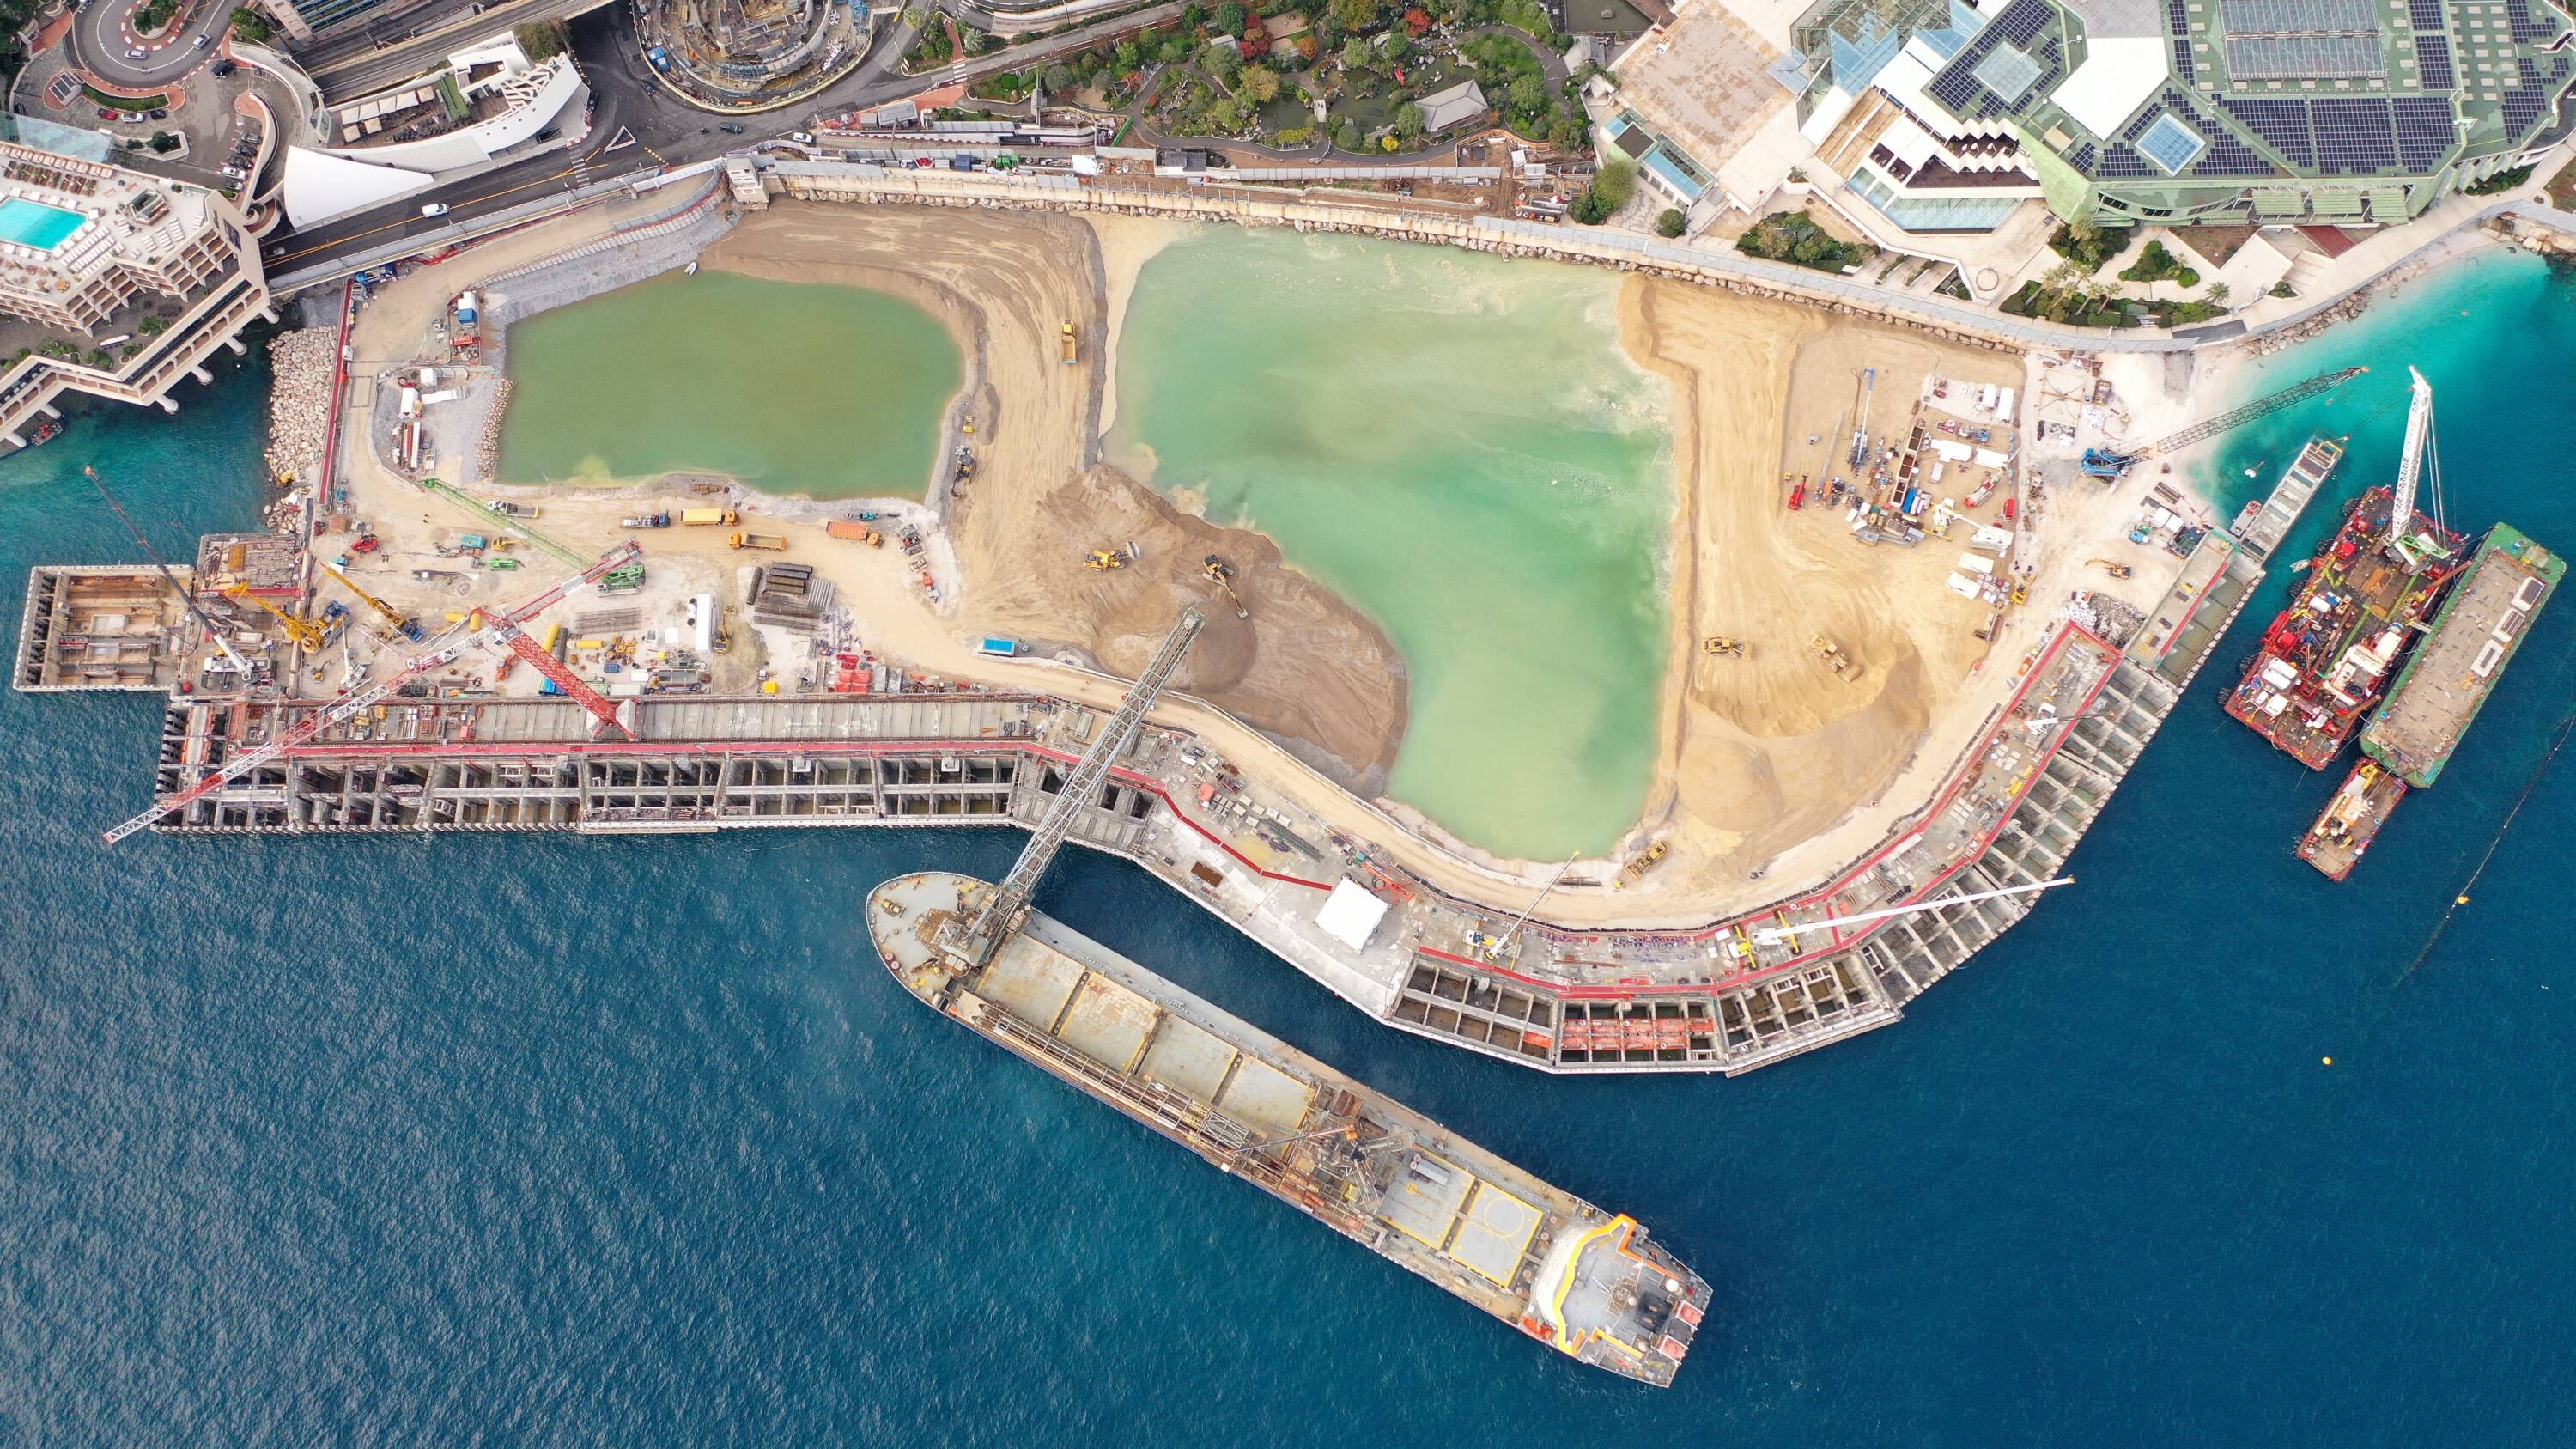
[0,197,88,251]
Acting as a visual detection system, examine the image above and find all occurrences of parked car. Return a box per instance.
[211,59,235,76]
[95,107,115,119]
[149,108,167,119]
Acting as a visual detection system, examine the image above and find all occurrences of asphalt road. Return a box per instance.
[261,0,1202,275]
[69,0,234,91]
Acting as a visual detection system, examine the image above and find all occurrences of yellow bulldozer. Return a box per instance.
[1701,636,1744,657]
[1084,549,1127,571]
[1808,634,1856,679]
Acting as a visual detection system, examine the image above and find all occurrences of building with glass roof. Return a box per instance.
[1783,0,2576,232]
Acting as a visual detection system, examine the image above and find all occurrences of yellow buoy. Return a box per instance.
[2322,1056,2334,1066]
[2457,895,2470,904]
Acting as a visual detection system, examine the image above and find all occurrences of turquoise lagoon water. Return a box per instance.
[1109,228,1673,859]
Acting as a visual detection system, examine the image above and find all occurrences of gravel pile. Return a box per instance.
[476,378,513,481]
[264,329,340,486]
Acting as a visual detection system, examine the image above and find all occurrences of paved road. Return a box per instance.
[304,0,618,100]
[68,0,234,92]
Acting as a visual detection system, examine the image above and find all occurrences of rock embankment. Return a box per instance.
[264,329,340,486]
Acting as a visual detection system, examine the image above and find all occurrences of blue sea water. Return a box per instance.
[4,254,2575,1445]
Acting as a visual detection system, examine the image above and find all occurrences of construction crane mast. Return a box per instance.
[2081,366,2367,477]
[416,477,646,592]
[102,542,642,845]
[2388,366,2433,548]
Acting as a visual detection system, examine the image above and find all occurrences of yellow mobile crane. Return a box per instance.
[222,582,327,653]
[319,560,427,642]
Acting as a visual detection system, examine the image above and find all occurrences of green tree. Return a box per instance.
[1340,36,1371,70]
[1207,97,1242,130]
[1590,158,1635,211]
[1183,3,1208,27]
[1394,100,1425,138]
[148,131,179,154]
[1329,0,1380,29]
[1334,119,1364,150]
[1238,64,1281,101]
[513,18,570,60]
[1200,40,1242,83]
[1044,63,1077,90]
[1655,208,1686,238]
[1216,1,1247,35]
[228,5,275,41]
[1506,74,1545,116]
[1546,112,1587,149]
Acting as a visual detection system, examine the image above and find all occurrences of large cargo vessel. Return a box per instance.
[2224,484,2462,769]
[2359,522,2563,788]
[866,870,1711,1386]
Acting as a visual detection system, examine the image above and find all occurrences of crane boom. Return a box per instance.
[490,618,632,740]
[222,582,326,653]
[319,561,423,641]
[82,466,252,677]
[2081,367,2366,476]
[101,542,642,845]
[2388,366,2433,546]
[1747,877,2074,945]
[416,477,644,592]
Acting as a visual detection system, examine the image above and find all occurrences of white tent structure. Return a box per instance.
[1315,879,1391,953]
[280,146,434,228]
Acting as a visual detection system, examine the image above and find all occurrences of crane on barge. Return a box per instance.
[2081,366,2367,478]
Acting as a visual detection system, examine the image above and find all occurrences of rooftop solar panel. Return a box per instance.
[2505,0,2562,44]
[1995,0,2055,46]
[2405,0,2442,30]
[2312,95,2397,173]
[2412,33,2455,92]
[2222,96,2318,166]
[2391,94,2457,167]
[2500,58,2553,134]
[2092,144,2158,177]
[2221,0,2380,33]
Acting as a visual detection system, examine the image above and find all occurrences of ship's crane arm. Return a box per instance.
[1747,877,2074,945]
[2081,367,2367,476]
[82,466,252,677]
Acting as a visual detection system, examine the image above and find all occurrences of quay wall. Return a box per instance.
[118,531,2264,1076]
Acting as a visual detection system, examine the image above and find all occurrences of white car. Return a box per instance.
[419,203,449,217]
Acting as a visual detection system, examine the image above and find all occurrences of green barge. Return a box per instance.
[2360,523,2563,788]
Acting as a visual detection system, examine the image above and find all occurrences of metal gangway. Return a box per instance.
[948,608,1206,965]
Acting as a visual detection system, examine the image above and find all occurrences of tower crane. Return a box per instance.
[486,614,634,740]
[1746,877,2075,946]
[416,477,646,593]
[82,466,252,679]
[220,582,327,653]
[318,560,426,642]
[101,542,642,845]
[2081,367,2367,478]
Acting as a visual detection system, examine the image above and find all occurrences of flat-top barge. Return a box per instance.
[2359,522,2563,788]
[867,870,1710,1386]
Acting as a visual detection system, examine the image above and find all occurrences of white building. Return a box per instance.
[281,37,587,229]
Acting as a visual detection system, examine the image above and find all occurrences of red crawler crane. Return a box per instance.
[489,617,633,741]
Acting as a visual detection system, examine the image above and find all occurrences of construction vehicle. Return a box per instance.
[623,512,671,529]
[2011,581,2029,606]
[222,582,326,653]
[1084,549,1127,571]
[2088,558,2135,579]
[2081,367,2366,478]
[1060,320,1078,364]
[1701,636,1744,656]
[827,521,883,546]
[729,533,790,551]
[681,508,738,527]
[417,477,645,593]
[319,560,426,642]
[1203,555,1249,620]
[1808,635,1855,679]
[1612,840,1668,891]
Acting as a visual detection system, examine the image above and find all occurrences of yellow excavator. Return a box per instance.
[1084,549,1127,571]
[1203,555,1249,620]
[222,581,326,653]
[1701,636,1744,656]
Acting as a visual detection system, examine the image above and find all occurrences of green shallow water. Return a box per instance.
[497,271,961,499]
[1110,229,1672,859]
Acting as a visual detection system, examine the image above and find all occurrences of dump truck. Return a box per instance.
[681,508,738,527]
[1060,320,1078,365]
[729,533,789,551]
[827,521,883,546]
